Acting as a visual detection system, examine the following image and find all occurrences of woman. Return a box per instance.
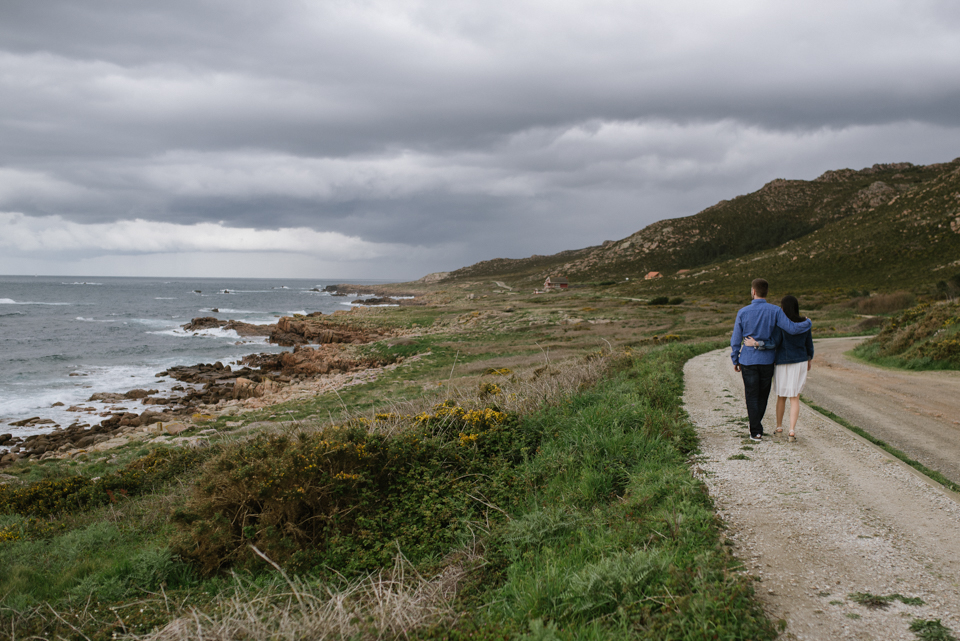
[744,295,813,442]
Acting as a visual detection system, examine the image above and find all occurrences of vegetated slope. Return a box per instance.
[441,247,596,283]
[653,158,960,297]
[853,300,960,370]
[442,158,960,292]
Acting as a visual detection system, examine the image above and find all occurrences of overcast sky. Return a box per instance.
[1,0,959,279]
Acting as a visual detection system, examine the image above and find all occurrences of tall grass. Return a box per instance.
[135,552,464,641]
[471,342,775,639]
[857,291,915,315]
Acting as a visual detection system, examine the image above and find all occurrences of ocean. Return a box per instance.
[0,275,386,441]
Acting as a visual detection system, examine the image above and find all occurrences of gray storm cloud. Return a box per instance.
[1,0,959,278]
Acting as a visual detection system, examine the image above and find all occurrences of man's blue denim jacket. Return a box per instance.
[731,299,812,366]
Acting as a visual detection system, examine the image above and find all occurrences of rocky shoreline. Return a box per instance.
[0,306,419,468]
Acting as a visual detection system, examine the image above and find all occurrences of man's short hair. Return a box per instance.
[751,278,769,298]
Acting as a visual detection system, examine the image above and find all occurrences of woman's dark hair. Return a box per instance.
[780,295,806,323]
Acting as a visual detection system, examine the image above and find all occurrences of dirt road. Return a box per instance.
[803,336,960,485]
[684,348,960,640]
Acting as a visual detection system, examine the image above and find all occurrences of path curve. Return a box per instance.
[803,337,960,485]
[684,347,960,640]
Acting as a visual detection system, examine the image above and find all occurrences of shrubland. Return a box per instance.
[0,286,785,640]
[2,257,945,638]
[853,300,960,370]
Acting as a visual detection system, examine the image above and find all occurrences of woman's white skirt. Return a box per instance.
[774,361,808,398]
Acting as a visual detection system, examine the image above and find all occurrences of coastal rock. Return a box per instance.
[124,389,158,399]
[233,377,260,399]
[351,297,395,305]
[181,316,223,331]
[241,346,384,379]
[268,316,376,346]
[181,317,274,337]
[88,392,127,403]
[163,422,189,436]
[223,320,273,337]
[0,434,12,445]
[119,413,141,428]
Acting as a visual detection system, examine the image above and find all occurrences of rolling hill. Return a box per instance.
[441,158,960,296]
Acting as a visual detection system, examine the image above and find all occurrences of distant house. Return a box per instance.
[644,271,662,280]
[544,276,569,291]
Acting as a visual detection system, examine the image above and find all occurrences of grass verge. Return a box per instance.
[419,342,776,640]
[800,397,960,494]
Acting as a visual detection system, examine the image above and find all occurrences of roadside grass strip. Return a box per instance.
[434,342,776,640]
[800,396,960,495]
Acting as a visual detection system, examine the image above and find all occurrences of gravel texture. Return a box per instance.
[803,336,960,486]
[684,347,960,640]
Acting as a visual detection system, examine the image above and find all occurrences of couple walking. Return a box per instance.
[730,278,814,442]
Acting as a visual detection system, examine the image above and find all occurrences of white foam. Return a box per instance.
[0,298,71,305]
[0,360,190,441]
[341,301,398,307]
[200,308,258,314]
[61,282,102,285]
[149,326,269,343]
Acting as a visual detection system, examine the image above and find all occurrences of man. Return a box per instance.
[731,278,812,441]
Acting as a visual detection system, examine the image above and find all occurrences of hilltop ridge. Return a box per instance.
[441,158,960,294]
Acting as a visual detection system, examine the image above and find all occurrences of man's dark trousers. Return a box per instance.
[741,363,775,438]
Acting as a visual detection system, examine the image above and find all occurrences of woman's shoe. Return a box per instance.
[788,432,796,442]
[775,427,783,434]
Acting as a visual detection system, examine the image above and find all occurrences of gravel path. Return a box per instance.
[803,336,960,486]
[684,348,960,640]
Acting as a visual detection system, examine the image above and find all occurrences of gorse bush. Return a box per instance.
[855,300,960,369]
[174,402,538,576]
[857,291,916,314]
[0,446,214,519]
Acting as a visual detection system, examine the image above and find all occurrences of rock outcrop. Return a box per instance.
[181,317,273,337]
[268,314,381,346]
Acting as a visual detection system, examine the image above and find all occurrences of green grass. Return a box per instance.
[851,301,960,371]
[1,341,775,640]
[911,619,958,641]
[848,592,925,609]
[0,520,194,610]
[801,397,960,494]
[431,343,777,640]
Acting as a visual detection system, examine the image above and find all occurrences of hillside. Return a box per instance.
[442,158,960,295]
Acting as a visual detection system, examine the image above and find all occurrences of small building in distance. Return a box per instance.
[544,276,569,291]
[644,271,662,280]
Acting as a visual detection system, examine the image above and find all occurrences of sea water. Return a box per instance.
[0,275,387,440]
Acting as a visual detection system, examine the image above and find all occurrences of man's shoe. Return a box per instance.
[750,434,762,442]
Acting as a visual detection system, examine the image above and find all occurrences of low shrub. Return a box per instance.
[854,300,960,369]
[0,447,214,518]
[858,291,916,314]
[648,296,670,305]
[174,403,539,576]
